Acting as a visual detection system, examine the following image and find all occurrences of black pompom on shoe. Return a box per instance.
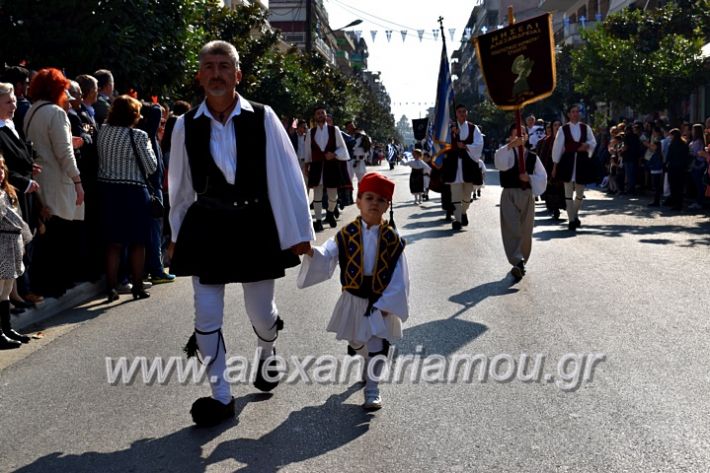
[254,354,281,392]
[190,396,235,427]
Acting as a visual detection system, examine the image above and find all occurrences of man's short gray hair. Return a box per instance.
[199,40,240,69]
[0,82,14,97]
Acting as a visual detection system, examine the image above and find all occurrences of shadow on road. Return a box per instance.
[14,387,369,472]
[398,277,518,357]
[399,228,453,246]
[12,394,265,473]
[534,220,710,246]
[207,383,369,472]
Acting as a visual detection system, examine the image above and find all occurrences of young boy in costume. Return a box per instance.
[297,172,409,410]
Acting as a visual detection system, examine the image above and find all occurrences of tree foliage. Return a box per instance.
[0,0,396,138]
[571,0,710,114]
[0,0,198,97]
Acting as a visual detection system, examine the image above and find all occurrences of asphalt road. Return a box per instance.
[2,162,709,472]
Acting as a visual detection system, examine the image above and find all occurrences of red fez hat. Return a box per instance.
[359,172,395,201]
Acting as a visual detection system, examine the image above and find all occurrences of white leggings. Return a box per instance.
[349,336,387,394]
[0,279,13,300]
[312,185,338,220]
[192,277,280,404]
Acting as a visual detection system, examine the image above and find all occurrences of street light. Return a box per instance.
[333,19,363,31]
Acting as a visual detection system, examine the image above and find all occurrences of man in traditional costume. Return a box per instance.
[442,104,484,230]
[494,124,547,279]
[168,40,313,427]
[551,104,597,231]
[304,106,350,232]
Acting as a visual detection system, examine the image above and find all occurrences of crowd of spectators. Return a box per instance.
[533,114,710,212]
[0,65,184,316]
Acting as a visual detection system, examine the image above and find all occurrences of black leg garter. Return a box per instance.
[252,316,284,343]
[183,327,225,367]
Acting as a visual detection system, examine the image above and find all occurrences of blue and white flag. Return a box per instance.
[432,35,454,156]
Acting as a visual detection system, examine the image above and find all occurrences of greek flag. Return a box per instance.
[387,143,397,161]
[432,36,454,157]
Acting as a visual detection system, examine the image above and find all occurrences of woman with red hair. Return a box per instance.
[23,68,85,298]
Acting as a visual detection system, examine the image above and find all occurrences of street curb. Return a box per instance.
[13,281,105,331]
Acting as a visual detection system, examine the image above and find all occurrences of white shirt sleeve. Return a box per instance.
[530,156,548,197]
[551,127,565,164]
[373,252,410,322]
[297,237,339,288]
[303,131,313,163]
[168,115,196,243]
[494,144,516,171]
[264,105,316,249]
[466,125,484,162]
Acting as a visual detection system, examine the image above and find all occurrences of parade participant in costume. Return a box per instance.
[167,41,313,427]
[538,119,564,219]
[442,104,484,230]
[304,106,350,231]
[328,114,354,210]
[551,104,597,231]
[298,172,409,411]
[494,125,547,280]
[404,149,431,204]
[386,139,398,170]
[345,121,371,188]
[0,155,32,349]
[428,152,453,219]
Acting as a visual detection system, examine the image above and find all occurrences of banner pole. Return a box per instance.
[508,6,528,179]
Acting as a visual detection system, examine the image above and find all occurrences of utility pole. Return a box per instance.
[305,0,312,54]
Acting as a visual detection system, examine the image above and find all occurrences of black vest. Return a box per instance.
[172,101,299,284]
[557,123,595,184]
[442,122,482,184]
[183,102,267,204]
[500,149,537,189]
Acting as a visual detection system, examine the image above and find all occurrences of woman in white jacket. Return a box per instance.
[23,68,84,297]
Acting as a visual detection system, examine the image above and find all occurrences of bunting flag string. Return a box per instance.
[356,28,465,44]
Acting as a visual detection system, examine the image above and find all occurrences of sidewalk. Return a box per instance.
[13,281,104,331]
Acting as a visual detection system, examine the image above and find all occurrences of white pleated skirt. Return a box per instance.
[326,291,403,346]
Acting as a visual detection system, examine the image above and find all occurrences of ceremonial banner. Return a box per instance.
[473,13,556,110]
[412,118,429,141]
